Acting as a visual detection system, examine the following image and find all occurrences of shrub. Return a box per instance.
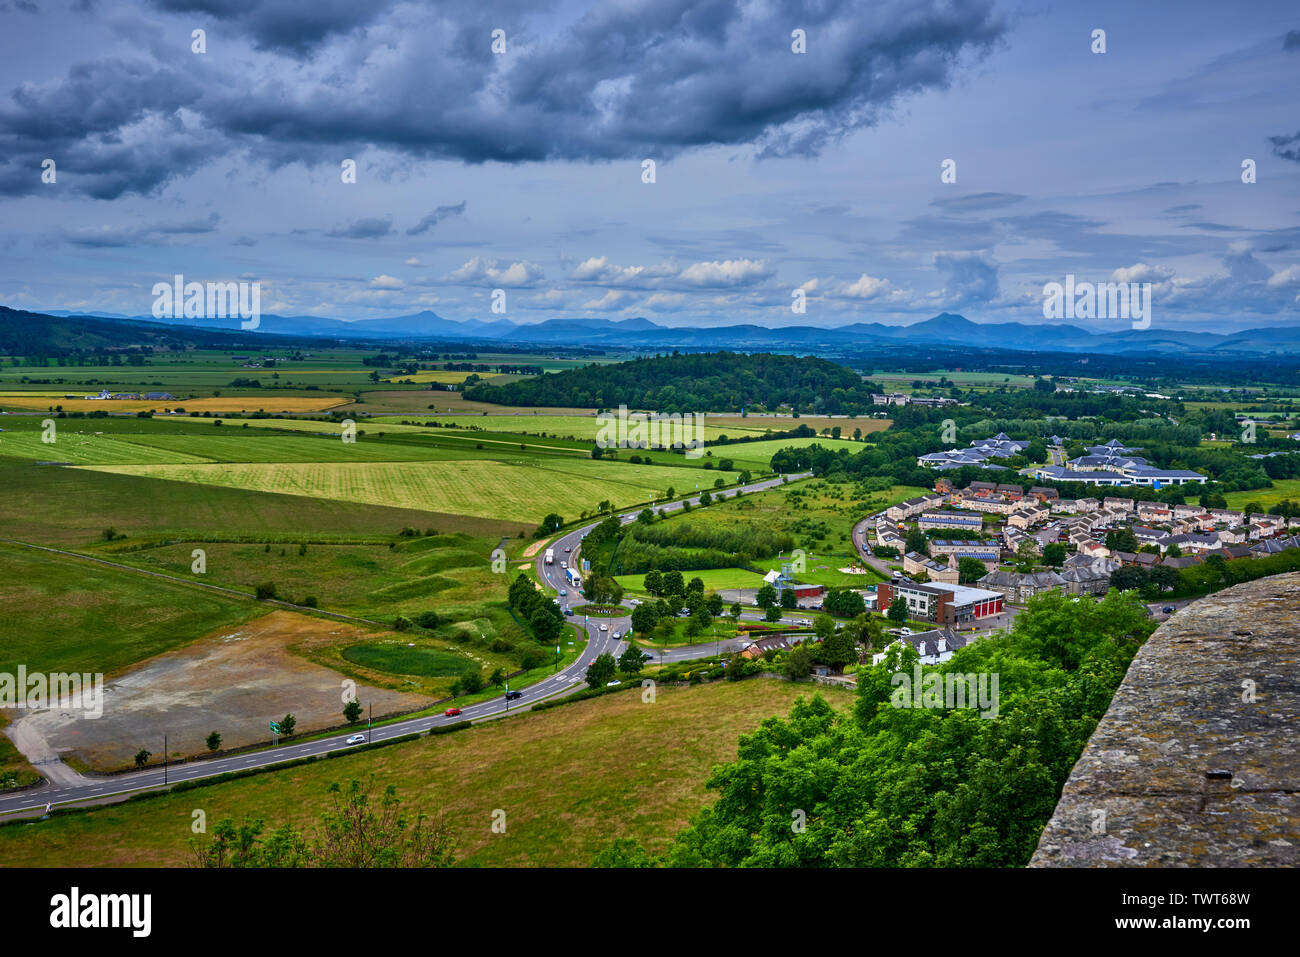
[255,582,277,600]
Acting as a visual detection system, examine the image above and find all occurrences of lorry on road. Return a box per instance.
[544,548,554,565]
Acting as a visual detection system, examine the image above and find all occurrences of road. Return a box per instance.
[0,471,810,819]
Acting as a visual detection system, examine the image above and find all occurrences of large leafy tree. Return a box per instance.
[657,590,1155,868]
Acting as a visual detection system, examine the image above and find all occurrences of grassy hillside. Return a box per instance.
[0,679,852,867]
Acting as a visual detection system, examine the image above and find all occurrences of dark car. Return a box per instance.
[505,690,523,700]
[1163,606,1175,614]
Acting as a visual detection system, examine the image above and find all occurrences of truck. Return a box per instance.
[544,548,554,565]
[565,566,582,588]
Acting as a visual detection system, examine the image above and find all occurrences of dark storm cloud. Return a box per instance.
[144,0,399,56]
[326,217,393,239]
[1270,131,1300,163]
[934,250,998,305]
[0,0,1007,197]
[0,58,214,199]
[406,201,467,236]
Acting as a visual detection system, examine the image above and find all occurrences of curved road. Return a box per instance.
[0,471,809,819]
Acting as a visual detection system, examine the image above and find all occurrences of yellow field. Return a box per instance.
[79,458,739,523]
[0,395,350,414]
[384,370,477,384]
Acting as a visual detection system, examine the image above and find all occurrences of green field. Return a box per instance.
[616,567,768,593]
[0,542,258,677]
[1224,480,1300,511]
[0,455,523,545]
[0,679,853,867]
[81,458,740,524]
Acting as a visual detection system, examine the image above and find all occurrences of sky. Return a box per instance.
[1,0,1299,332]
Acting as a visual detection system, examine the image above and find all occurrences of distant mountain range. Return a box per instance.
[27,308,1300,356]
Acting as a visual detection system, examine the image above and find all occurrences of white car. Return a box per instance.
[345,734,366,745]
[606,680,621,687]
[612,630,622,639]
[561,561,568,568]
[599,623,608,631]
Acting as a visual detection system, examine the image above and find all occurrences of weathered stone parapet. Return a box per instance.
[1030,573,1299,867]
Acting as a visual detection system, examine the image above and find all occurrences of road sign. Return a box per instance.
[269,721,282,734]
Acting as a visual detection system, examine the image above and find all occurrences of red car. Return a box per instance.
[444,707,462,717]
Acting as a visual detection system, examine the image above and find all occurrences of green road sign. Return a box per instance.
[269,721,282,734]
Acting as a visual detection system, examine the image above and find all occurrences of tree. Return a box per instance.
[460,668,485,694]
[1015,540,1039,570]
[764,604,782,622]
[1147,564,1180,594]
[755,583,778,608]
[819,628,858,670]
[904,527,929,556]
[1105,528,1139,553]
[813,614,836,641]
[1110,565,1148,592]
[958,556,991,583]
[535,513,563,536]
[134,749,151,768]
[782,644,813,679]
[586,574,623,606]
[1041,544,1066,567]
[729,601,742,621]
[618,645,648,677]
[585,652,617,688]
[687,576,705,595]
[255,582,278,600]
[630,602,659,635]
[343,700,363,725]
[699,490,713,506]
[205,732,222,752]
[706,591,724,617]
[661,570,685,596]
[1165,543,1183,558]
[279,714,297,737]
[644,569,663,595]
[489,667,506,687]
[887,598,909,624]
[779,589,798,609]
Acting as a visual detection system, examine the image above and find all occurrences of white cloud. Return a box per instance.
[1111,263,1174,284]
[446,257,544,286]
[370,274,404,289]
[677,258,774,287]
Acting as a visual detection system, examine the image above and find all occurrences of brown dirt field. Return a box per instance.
[8,610,431,771]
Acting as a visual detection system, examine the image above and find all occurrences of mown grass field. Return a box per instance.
[1224,480,1300,510]
[0,679,853,867]
[81,458,740,523]
[0,455,524,545]
[0,542,259,677]
[1,395,348,414]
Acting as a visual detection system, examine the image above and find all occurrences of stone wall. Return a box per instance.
[1031,573,1299,866]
